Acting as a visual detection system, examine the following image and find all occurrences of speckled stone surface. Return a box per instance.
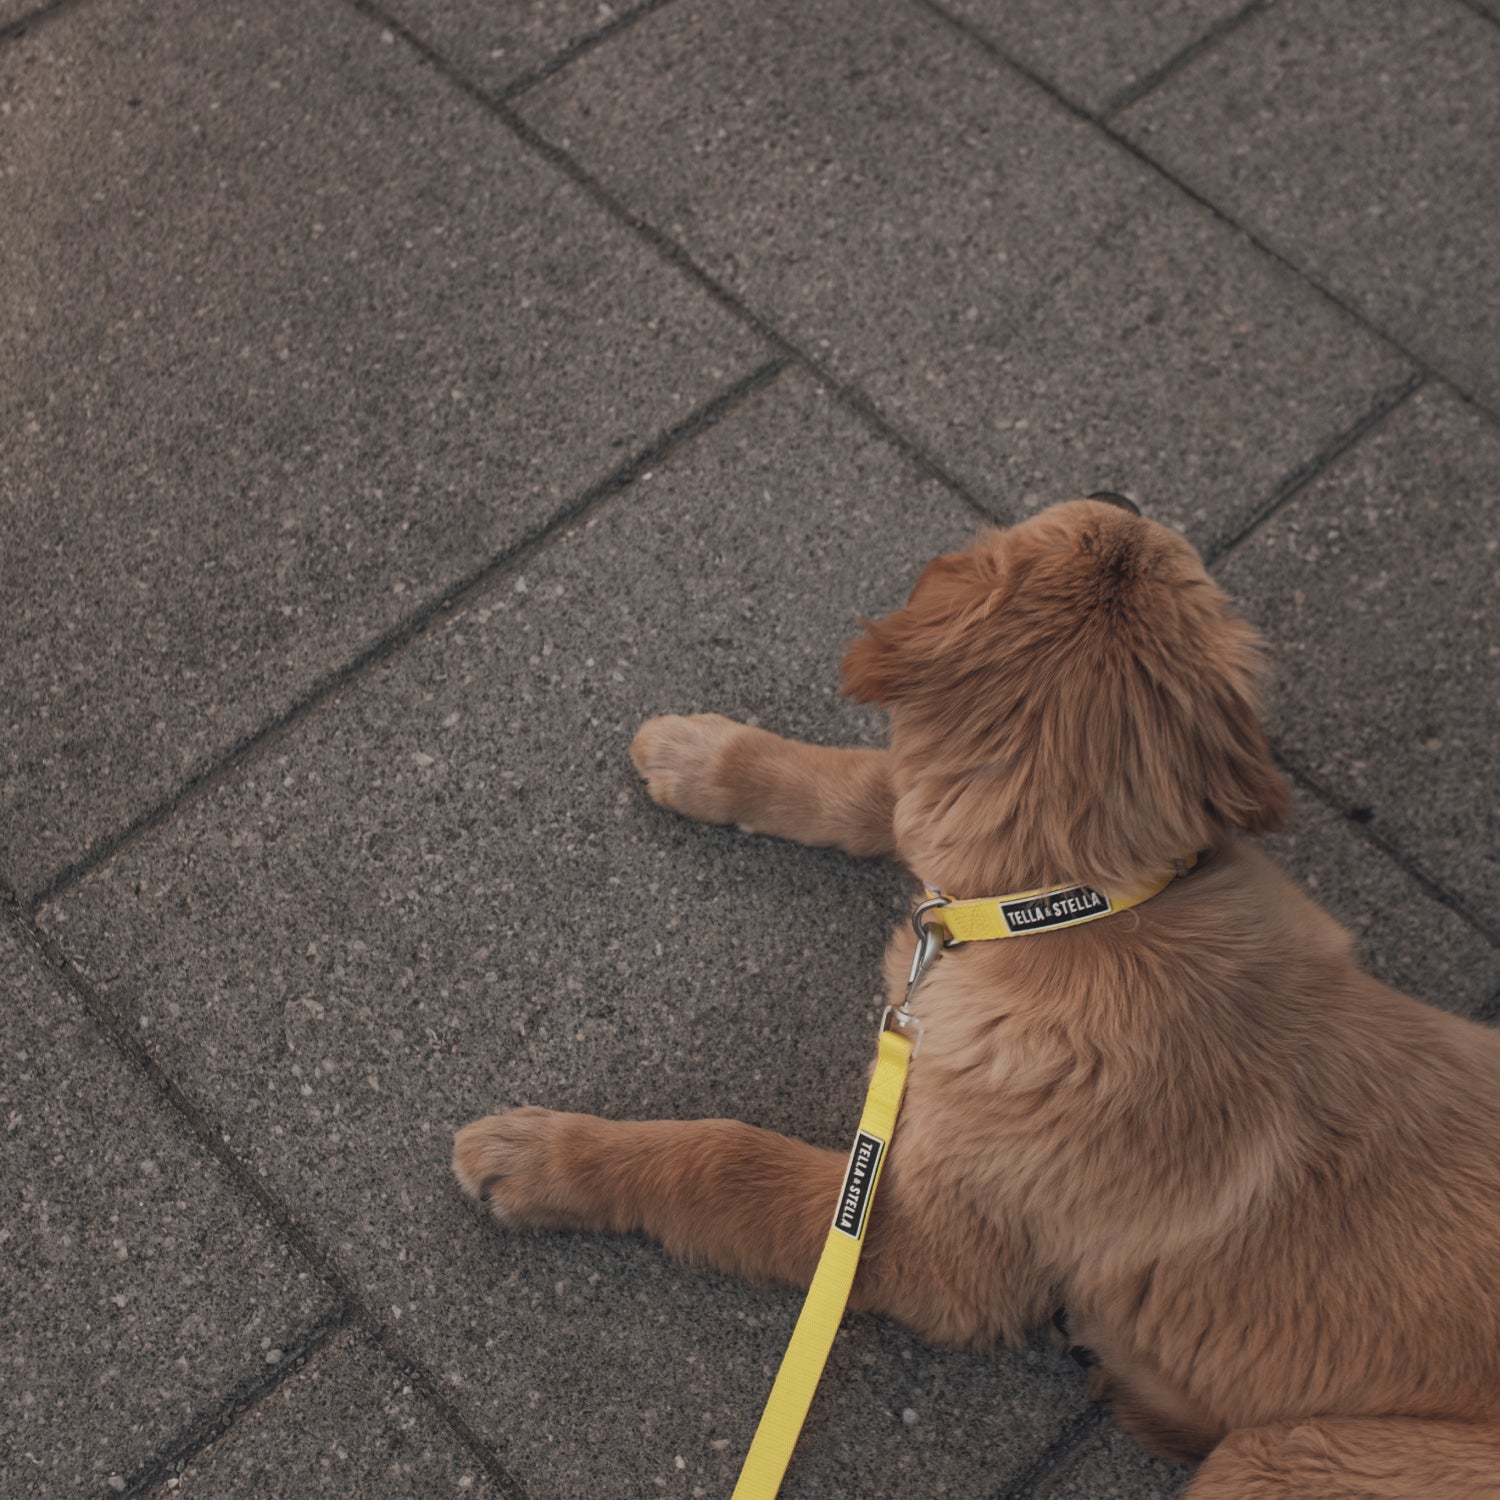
[517,0,1412,549]
[1117,0,1500,410]
[0,917,335,1495]
[1255,788,1500,1018]
[0,0,42,30]
[6,0,1498,1492]
[1035,1420,1187,1498]
[1219,386,1500,933]
[165,1333,498,1497]
[0,0,762,903]
[937,0,1249,114]
[42,374,1089,1498]
[374,0,665,97]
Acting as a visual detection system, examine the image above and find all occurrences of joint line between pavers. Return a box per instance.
[1272,751,1500,953]
[340,0,1014,523]
[990,1401,1109,1500]
[1452,0,1500,34]
[1095,135,1497,426]
[364,1325,532,1500]
[114,1305,354,1498]
[495,0,683,105]
[27,358,788,913]
[0,0,92,47]
[3,895,534,1499]
[910,0,1498,428]
[5,896,353,1293]
[1099,0,1273,120]
[488,84,1006,527]
[505,80,1010,523]
[1203,370,1428,570]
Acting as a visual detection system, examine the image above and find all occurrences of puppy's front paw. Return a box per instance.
[452,1108,594,1231]
[629,713,746,825]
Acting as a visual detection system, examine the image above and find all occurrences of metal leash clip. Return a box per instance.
[881,896,949,1056]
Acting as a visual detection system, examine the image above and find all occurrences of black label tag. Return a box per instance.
[999,884,1111,933]
[833,1130,885,1240]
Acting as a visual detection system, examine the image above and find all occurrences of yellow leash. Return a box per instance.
[731,1023,915,1500]
[731,857,1197,1496]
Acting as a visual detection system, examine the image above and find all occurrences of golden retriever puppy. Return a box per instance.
[454,498,1500,1497]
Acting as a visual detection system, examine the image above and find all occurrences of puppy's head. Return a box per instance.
[842,499,1287,889]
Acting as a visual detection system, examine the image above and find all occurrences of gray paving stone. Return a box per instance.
[1116,0,1500,410]
[1035,1421,1186,1499]
[0,916,335,1496]
[1217,386,1500,933]
[1256,789,1500,1018]
[517,0,1411,551]
[42,372,1088,1497]
[938,0,1248,115]
[375,0,659,97]
[0,0,763,904]
[164,1333,497,1498]
[0,1,42,30]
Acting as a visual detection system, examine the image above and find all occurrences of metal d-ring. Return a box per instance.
[908,898,949,988]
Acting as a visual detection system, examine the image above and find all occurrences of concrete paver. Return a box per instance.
[1257,789,1500,1017]
[1034,1421,1185,1499]
[43,373,1089,1497]
[1218,386,1500,932]
[518,0,1412,549]
[39,368,1500,1494]
[5,0,1498,1493]
[374,0,661,96]
[937,0,1248,114]
[0,918,335,1495]
[0,0,763,904]
[164,1333,497,1498]
[1117,0,1500,410]
[0,2,40,30]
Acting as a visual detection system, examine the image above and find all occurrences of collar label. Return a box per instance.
[1000,884,1111,933]
[832,1130,885,1240]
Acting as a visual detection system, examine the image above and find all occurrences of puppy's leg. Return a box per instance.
[1187,1417,1500,1499]
[630,715,896,858]
[453,1109,1037,1347]
[454,1111,838,1282]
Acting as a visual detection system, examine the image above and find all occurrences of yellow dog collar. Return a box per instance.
[924,854,1198,945]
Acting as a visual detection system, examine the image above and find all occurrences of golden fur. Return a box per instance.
[454,499,1500,1496]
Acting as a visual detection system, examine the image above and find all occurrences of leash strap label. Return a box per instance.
[931,856,1198,944]
[832,1130,885,1240]
[999,883,1110,933]
[731,1027,912,1500]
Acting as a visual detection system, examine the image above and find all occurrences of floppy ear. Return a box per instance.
[840,621,905,707]
[1124,606,1289,845]
[841,545,998,707]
